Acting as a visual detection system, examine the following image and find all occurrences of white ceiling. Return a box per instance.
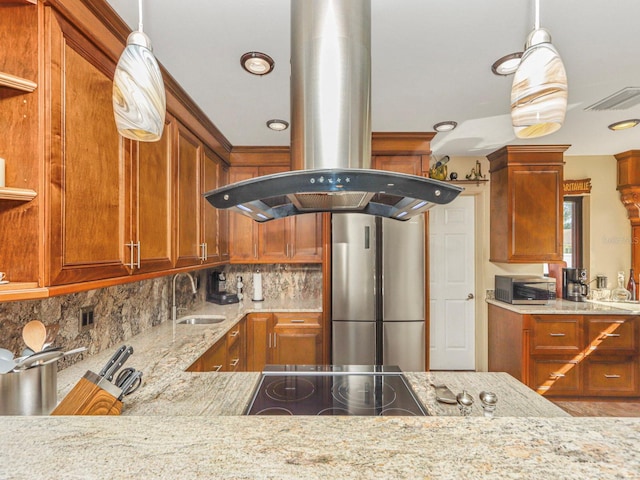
[105,0,640,157]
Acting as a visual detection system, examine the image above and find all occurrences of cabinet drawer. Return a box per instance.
[584,358,639,396]
[586,318,638,354]
[227,342,243,372]
[531,358,581,396]
[274,312,321,327]
[186,338,226,372]
[530,316,581,354]
[226,322,243,349]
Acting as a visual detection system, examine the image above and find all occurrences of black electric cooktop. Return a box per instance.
[245,365,428,416]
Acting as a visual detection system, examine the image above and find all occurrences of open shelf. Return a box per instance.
[0,186,37,201]
[0,71,37,92]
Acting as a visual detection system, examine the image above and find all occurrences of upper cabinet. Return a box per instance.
[487,145,570,264]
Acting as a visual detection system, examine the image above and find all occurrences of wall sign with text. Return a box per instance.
[563,178,592,195]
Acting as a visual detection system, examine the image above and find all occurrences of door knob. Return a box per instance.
[467,293,474,300]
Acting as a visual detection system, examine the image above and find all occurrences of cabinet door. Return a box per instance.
[373,155,423,175]
[229,167,258,262]
[585,317,639,355]
[174,124,202,267]
[257,166,289,262]
[201,147,221,265]
[47,23,129,285]
[531,357,582,396]
[272,313,323,365]
[584,358,639,396]
[219,164,230,261]
[185,338,226,372]
[289,214,323,262]
[530,315,581,355]
[246,313,273,371]
[133,118,174,273]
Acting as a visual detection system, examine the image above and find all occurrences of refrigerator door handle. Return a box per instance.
[364,225,370,249]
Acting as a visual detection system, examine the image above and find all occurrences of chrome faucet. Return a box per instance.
[172,272,198,337]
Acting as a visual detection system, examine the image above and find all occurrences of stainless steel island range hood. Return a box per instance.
[204,0,462,222]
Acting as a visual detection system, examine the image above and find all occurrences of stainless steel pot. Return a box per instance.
[0,362,57,415]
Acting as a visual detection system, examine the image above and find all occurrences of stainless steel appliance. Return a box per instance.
[207,271,239,305]
[494,275,556,305]
[332,213,425,371]
[562,267,589,302]
[203,0,462,222]
[245,365,427,416]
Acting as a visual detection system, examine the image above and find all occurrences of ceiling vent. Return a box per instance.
[584,87,640,111]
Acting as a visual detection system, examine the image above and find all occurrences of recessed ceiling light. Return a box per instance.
[240,52,275,76]
[267,119,289,131]
[491,52,523,76]
[433,121,457,132]
[608,119,640,131]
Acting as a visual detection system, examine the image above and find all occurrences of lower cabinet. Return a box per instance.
[186,318,245,372]
[488,304,640,397]
[246,312,323,371]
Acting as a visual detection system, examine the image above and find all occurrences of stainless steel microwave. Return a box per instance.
[495,275,556,305]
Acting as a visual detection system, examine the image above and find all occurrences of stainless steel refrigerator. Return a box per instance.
[332,213,425,371]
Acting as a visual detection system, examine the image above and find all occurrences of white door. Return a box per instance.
[429,195,475,370]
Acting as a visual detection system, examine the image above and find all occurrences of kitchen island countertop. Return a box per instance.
[2,299,638,479]
[487,297,640,314]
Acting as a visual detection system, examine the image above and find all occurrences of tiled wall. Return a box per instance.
[0,265,322,368]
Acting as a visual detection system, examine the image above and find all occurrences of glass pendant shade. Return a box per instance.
[113,31,166,142]
[511,28,568,139]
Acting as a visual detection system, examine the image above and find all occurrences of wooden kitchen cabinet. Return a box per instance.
[246,312,323,371]
[488,304,640,397]
[229,166,322,264]
[186,318,246,372]
[487,145,569,263]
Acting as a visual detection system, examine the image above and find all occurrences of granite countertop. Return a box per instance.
[3,298,638,479]
[487,297,640,315]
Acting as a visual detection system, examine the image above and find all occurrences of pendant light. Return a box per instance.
[112,0,166,142]
[510,0,567,139]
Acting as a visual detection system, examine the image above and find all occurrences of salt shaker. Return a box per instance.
[236,276,244,301]
[456,390,474,416]
[479,391,498,418]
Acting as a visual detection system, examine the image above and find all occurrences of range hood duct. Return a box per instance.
[204,0,462,222]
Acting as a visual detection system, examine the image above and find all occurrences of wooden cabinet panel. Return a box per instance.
[530,316,581,354]
[531,358,582,396]
[201,147,221,264]
[47,21,129,285]
[289,214,323,262]
[133,118,174,273]
[373,155,423,175]
[219,164,230,261]
[586,317,639,355]
[274,312,322,326]
[272,327,323,365]
[175,124,201,267]
[186,338,226,372]
[487,146,569,263]
[246,313,273,372]
[229,167,258,262]
[584,358,639,396]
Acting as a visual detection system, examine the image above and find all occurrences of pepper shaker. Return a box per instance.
[456,390,474,416]
[479,391,498,418]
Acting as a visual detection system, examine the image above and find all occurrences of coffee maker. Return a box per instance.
[207,271,239,305]
[562,267,589,302]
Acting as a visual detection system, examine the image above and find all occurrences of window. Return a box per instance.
[563,197,583,268]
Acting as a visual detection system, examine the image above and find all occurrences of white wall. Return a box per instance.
[440,154,631,371]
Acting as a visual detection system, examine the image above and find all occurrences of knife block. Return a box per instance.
[51,371,122,416]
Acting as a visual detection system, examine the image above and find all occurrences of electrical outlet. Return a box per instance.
[80,306,95,330]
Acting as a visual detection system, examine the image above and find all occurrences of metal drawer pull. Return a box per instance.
[273,333,277,348]
[549,333,566,337]
[213,365,222,372]
[604,374,621,379]
[268,334,271,348]
[604,333,621,337]
[229,330,239,337]
[290,319,305,323]
[550,373,565,378]
[230,358,239,367]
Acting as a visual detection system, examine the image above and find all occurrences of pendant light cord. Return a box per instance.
[138,0,144,33]
[534,0,540,30]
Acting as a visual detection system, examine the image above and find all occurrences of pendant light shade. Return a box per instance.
[112,1,166,142]
[511,1,567,139]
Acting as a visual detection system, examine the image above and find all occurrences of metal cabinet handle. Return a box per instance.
[229,330,239,337]
[230,358,239,367]
[549,333,566,337]
[290,319,305,323]
[604,333,621,337]
[254,244,258,258]
[268,333,271,348]
[213,365,222,372]
[604,374,621,379]
[200,243,207,262]
[125,241,136,269]
[273,333,277,348]
[550,373,565,378]
[135,241,141,268]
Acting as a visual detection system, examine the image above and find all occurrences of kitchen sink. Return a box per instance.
[177,315,226,325]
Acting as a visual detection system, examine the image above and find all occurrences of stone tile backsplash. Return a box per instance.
[0,265,322,369]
